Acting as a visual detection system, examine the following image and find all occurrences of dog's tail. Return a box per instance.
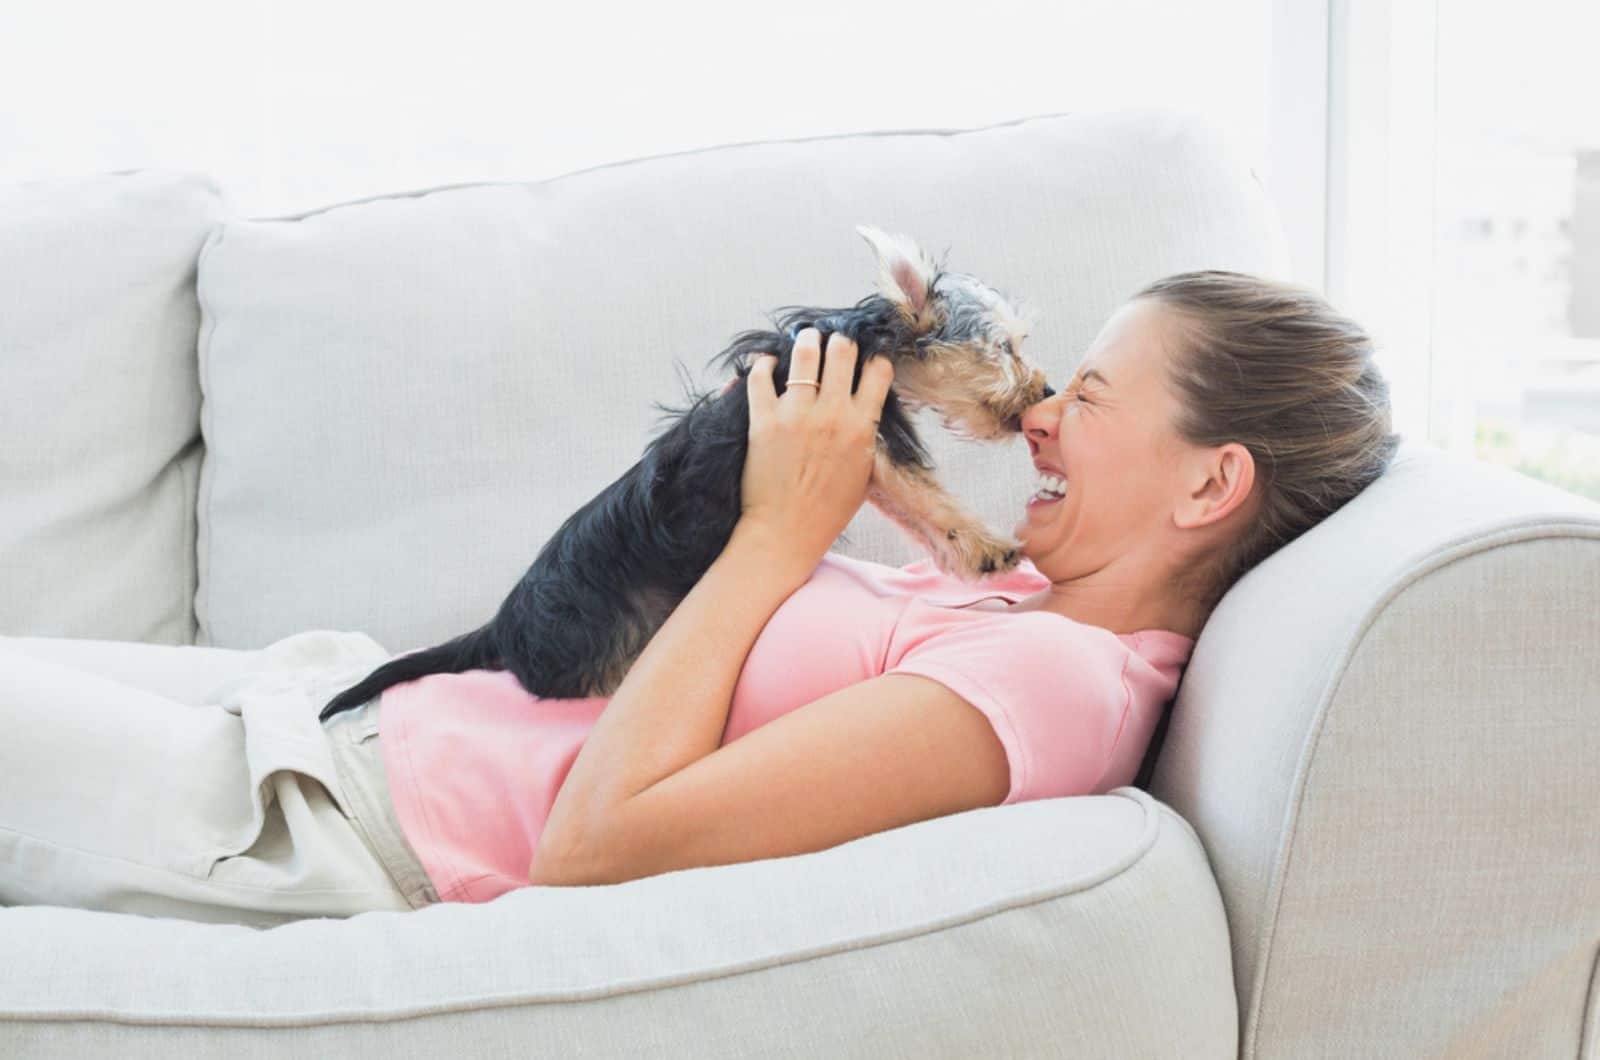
[318,625,501,723]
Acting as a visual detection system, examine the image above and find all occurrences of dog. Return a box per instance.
[318,225,1055,721]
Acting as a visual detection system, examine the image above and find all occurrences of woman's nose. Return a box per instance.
[1022,393,1060,440]
[1024,385,1062,438]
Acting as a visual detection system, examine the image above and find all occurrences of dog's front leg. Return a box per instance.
[864,441,1022,580]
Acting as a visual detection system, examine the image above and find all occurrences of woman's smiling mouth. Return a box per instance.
[1028,467,1069,508]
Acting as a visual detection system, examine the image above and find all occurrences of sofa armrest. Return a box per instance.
[0,787,1235,1058]
[1150,439,1600,1056]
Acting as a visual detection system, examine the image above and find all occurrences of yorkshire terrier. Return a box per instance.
[319,225,1054,720]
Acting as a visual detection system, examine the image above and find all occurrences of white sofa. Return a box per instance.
[3,110,1598,1059]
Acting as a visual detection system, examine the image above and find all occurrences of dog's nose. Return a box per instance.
[1040,384,1056,399]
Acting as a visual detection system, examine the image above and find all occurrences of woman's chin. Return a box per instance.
[1011,515,1042,553]
[1014,502,1068,557]
[1014,498,1056,537]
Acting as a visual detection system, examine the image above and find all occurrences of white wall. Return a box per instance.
[1,0,1273,220]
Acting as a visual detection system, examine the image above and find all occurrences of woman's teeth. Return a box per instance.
[1031,471,1068,504]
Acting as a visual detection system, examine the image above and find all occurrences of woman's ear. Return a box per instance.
[1175,444,1257,530]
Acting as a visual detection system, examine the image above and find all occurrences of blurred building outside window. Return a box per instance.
[1327,0,1598,502]
[1435,3,1600,502]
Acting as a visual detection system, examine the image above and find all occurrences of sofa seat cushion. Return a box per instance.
[0,783,1236,1058]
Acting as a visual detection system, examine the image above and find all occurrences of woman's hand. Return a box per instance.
[734,327,894,578]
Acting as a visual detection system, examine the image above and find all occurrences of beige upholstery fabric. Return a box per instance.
[0,171,224,643]
[6,109,1597,1058]
[1149,441,1600,1056]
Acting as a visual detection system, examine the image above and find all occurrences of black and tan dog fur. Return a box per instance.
[319,225,1054,719]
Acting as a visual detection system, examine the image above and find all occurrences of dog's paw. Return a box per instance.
[932,526,1024,582]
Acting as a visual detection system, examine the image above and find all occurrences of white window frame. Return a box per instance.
[1322,0,1443,449]
[1264,0,1332,296]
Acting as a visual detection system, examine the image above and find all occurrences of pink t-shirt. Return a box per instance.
[378,552,1195,903]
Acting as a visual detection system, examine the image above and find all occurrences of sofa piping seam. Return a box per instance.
[193,222,225,647]
[1578,941,1600,1058]
[240,109,1090,224]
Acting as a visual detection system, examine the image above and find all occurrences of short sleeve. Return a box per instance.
[884,606,1132,804]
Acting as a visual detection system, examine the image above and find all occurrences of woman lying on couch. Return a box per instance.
[0,271,1400,927]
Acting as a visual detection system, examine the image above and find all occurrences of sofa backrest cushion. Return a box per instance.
[0,170,224,643]
[193,108,1289,650]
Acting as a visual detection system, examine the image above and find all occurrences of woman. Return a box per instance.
[0,270,1400,926]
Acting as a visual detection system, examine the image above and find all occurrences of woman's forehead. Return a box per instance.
[1080,302,1175,385]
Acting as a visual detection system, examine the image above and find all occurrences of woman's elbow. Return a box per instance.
[529,832,596,886]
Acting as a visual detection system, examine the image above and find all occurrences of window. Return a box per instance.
[1433,1,1600,501]
[1327,0,1599,501]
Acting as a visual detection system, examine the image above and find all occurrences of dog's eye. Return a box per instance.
[1002,339,1016,357]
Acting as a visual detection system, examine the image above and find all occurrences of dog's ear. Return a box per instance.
[856,225,941,331]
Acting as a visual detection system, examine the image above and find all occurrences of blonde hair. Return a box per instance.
[1134,270,1402,615]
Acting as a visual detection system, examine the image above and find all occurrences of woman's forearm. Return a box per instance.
[533,518,813,871]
